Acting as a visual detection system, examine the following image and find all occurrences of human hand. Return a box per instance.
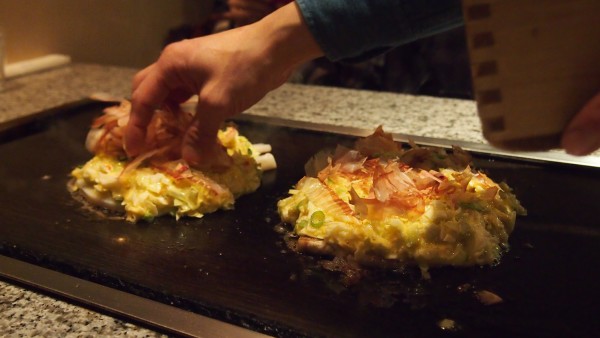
[125,2,322,169]
[561,91,600,156]
[128,29,288,170]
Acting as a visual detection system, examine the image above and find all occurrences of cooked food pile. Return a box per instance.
[277,127,526,274]
[69,100,275,222]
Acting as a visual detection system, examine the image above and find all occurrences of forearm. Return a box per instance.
[254,2,324,73]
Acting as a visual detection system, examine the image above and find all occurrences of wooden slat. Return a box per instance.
[462,0,600,150]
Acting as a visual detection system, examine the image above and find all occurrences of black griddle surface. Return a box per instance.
[1,102,599,337]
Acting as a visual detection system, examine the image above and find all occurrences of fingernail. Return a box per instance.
[562,127,600,156]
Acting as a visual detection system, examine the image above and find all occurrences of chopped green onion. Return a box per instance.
[296,219,308,230]
[310,210,325,228]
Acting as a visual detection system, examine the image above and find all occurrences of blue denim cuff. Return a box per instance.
[295,0,464,62]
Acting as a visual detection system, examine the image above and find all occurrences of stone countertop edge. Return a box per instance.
[0,63,594,337]
[0,63,484,143]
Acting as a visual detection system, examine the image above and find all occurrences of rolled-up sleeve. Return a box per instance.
[295,0,464,61]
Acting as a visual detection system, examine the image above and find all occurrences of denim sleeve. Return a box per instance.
[295,0,464,62]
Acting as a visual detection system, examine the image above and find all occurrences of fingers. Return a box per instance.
[126,67,170,157]
[182,103,232,171]
[132,64,153,93]
[561,92,600,156]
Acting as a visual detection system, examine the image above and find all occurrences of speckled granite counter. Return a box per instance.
[0,64,482,141]
[0,64,137,124]
[0,63,596,337]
